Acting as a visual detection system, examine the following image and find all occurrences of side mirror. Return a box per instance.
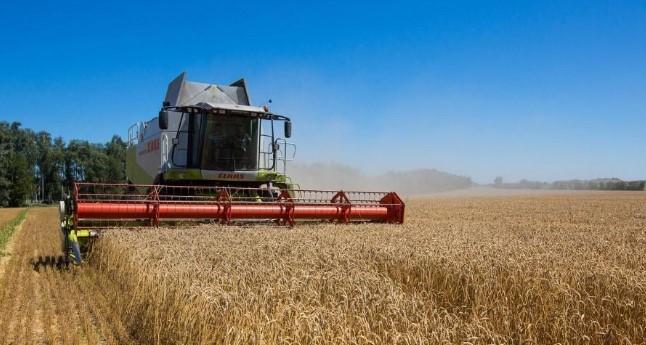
[159,111,169,130]
[284,121,292,138]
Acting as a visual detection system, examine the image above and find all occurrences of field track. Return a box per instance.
[0,208,132,345]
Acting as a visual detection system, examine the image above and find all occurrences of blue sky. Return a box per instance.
[0,1,644,183]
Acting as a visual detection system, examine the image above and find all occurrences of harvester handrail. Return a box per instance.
[73,182,396,195]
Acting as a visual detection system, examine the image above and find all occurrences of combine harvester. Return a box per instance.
[60,73,404,259]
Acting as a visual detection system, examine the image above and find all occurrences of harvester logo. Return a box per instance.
[138,138,160,156]
[217,173,244,180]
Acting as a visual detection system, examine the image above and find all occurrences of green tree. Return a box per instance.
[105,135,127,182]
[35,131,65,202]
[0,123,11,206]
[7,152,32,206]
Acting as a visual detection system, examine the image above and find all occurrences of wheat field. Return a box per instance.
[0,208,23,228]
[0,208,134,345]
[89,191,646,345]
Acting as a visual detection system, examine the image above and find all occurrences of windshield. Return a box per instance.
[201,115,259,171]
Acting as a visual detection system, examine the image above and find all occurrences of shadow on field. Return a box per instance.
[30,255,72,272]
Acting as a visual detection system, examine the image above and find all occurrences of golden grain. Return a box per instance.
[88,192,646,344]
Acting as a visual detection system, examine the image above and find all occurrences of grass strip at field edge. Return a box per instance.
[0,209,29,286]
[0,208,28,256]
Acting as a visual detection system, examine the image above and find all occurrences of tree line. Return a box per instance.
[493,177,646,191]
[0,121,127,207]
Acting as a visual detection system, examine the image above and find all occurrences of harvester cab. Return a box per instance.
[59,73,405,264]
[126,72,297,191]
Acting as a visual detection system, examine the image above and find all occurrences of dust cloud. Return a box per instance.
[287,162,473,195]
